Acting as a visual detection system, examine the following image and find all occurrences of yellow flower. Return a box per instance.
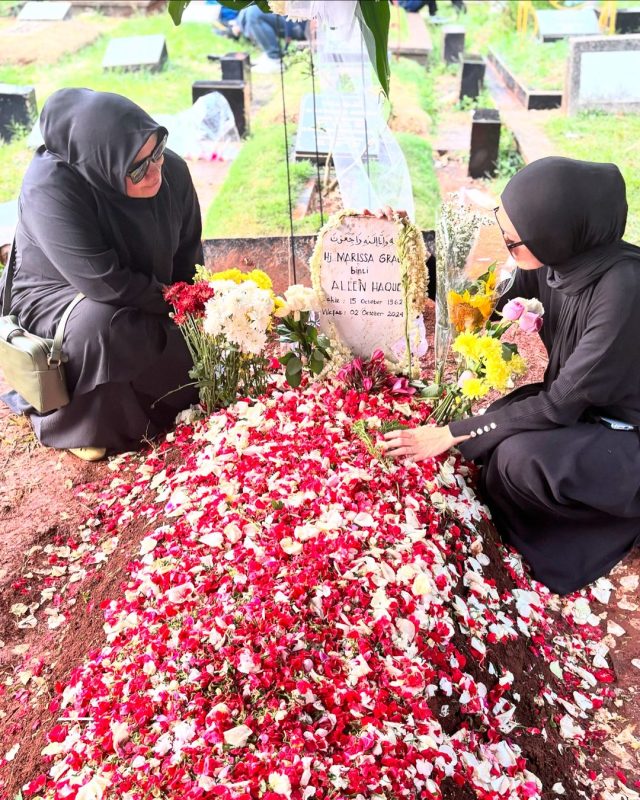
[448,289,496,331]
[484,357,511,390]
[475,336,503,360]
[509,353,527,376]
[212,268,244,284]
[459,376,489,400]
[452,331,481,360]
[245,269,273,291]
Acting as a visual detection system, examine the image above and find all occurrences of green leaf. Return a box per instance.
[170,0,271,25]
[279,351,295,365]
[309,349,325,375]
[357,0,391,97]
[218,0,272,12]
[501,342,518,362]
[285,356,303,377]
[168,0,190,24]
[286,369,303,388]
[418,383,443,398]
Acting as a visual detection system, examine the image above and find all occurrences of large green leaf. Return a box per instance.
[169,0,271,25]
[168,0,190,24]
[357,0,391,97]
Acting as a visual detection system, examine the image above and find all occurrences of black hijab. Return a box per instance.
[501,157,640,380]
[40,88,168,197]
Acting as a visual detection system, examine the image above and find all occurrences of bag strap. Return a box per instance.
[1,238,84,365]
[49,292,84,367]
[1,239,16,316]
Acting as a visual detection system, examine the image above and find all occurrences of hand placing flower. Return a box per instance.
[380,424,470,461]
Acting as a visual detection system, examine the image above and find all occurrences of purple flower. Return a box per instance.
[519,311,543,333]
[501,299,525,321]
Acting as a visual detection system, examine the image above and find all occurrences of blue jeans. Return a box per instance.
[238,6,306,60]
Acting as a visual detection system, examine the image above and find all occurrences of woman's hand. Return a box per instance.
[362,206,408,222]
[380,425,470,461]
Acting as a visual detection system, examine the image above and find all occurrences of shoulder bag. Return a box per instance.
[0,241,84,414]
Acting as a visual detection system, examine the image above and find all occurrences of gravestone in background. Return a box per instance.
[294,93,379,164]
[443,26,465,64]
[460,54,486,102]
[389,11,433,66]
[614,8,640,34]
[0,84,37,142]
[315,215,423,363]
[468,108,501,179]
[102,35,168,72]
[18,1,72,20]
[565,34,640,114]
[536,8,600,42]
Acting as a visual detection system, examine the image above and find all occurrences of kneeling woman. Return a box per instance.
[1,89,202,460]
[383,157,640,595]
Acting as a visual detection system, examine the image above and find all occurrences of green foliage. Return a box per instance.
[204,126,315,238]
[495,128,524,182]
[395,133,440,232]
[357,0,391,96]
[391,57,439,127]
[545,112,640,245]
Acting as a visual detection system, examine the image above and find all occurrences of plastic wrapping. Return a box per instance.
[154,93,240,162]
[315,20,415,219]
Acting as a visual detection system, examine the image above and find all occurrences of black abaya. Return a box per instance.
[0,89,202,451]
[449,157,640,594]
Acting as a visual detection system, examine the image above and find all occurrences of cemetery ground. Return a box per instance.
[1,2,640,798]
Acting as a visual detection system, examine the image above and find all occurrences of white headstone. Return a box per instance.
[102,35,168,72]
[536,8,600,42]
[315,215,426,367]
[566,34,640,114]
[18,1,71,21]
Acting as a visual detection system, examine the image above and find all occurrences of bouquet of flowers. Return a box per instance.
[430,295,544,424]
[164,268,277,411]
[435,199,516,380]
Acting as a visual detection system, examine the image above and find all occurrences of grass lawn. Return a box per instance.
[545,112,640,244]
[438,2,567,91]
[0,12,257,203]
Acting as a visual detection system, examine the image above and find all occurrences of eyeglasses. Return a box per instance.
[127,133,167,184]
[493,207,524,252]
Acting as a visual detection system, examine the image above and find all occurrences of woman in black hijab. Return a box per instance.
[383,157,640,594]
[1,88,202,460]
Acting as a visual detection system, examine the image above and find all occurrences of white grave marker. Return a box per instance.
[313,214,427,371]
[566,34,640,114]
[18,1,71,21]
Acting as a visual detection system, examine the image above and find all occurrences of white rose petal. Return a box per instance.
[139,536,157,555]
[223,724,253,747]
[199,531,224,548]
[4,743,19,761]
[76,772,111,800]
[412,573,431,596]
[269,772,292,798]
[166,583,195,604]
[280,537,303,555]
